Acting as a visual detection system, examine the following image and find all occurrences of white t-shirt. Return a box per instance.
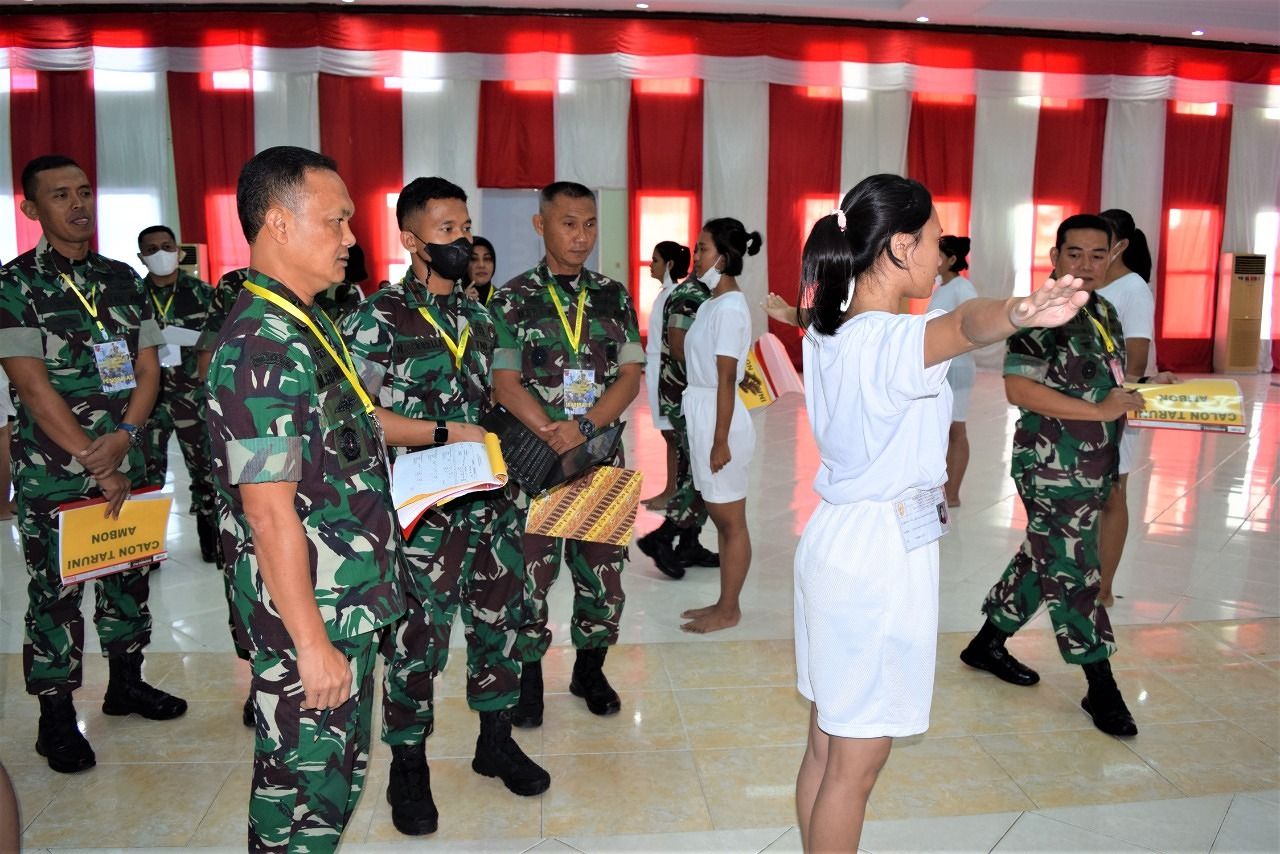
[645,279,678,359]
[1095,271,1156,374]
[803,311,952,504]
[927,275,979,370]
[685,291,751,389]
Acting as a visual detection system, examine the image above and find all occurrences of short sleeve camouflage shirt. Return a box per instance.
[145,270,215,387]
[195,266,250,352]
[657,277,711,419]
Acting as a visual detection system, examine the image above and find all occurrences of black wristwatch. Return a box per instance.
[116,422,145,449]
[578,417,597,439]
[433,420,449,446]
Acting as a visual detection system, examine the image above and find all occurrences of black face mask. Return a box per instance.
[415,235,472,283]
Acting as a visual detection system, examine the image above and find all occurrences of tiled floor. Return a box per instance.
[1,371,1277,853]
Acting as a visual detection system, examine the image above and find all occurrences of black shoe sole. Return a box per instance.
[386,790,439,835]
[569,681,621,715]
[1081,696,1138,737]
[959,648,1040,686]
[102,699,189,720]
[471,759,551,796]
[35,739,96,774]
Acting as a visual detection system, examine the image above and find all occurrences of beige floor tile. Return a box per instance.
[6,761,73,832]
[976,729,1184,808]
[659,639,797,689]
[539,644,672,692]
[89,699,254,763]
[1113,623,1250,667]
[1230,712,1280,751]
[539,751,713,837]
[1154,661,1280,707]
[1126,721,1280,796]
[541,690,688,755]
[867,736,1036,819]
[186,761,252,847]
[674,686,810,750]
[1190,618,1280,660]
[927,670,1093,738]
[154,651,252,700]
[22,761,235,848]
[1039,666,1224,726]
[692,744,806,829]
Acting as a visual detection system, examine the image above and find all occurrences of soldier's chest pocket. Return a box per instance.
[1060,343,1112,393]
[521,315,570,382]
[319,385,379,477]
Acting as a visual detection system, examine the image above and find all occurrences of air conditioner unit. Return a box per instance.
[1213,253,1266,374]
[177,243,207,280]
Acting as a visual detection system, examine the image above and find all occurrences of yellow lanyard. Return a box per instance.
[150,289,175,322]
[1084,308,1117,354]
[59,273,111,341]
[547,282,588,354]
[245,283,374,415]
[416,304,471,370]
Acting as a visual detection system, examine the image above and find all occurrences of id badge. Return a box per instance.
[893,486,950,552]
[159,344,182,369]
[563,368,597,416]
[92,338,137,393]
[1108,357,1126,386]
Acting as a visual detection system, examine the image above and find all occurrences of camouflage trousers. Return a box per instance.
[146,374,216,520]
[17,486,152,696]
[663,411,707,530]
[248,631,378,853]
[983,482,1116,664]
[381,494,527,746]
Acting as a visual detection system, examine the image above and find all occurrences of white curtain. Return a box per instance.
[401,79,480,229]
[840,88,910,189]
[253,70,320,153]
[554,79,628,190]
[969,93,1040,368]
[1223,107,1280,371]
[0,71,16,264]
[1101,99,1167,267]
[702,80,770,338]
[92,70,180,273]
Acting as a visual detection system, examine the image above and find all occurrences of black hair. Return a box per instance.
[344,243,368,284]
[539,181,596,211]
[938,235,970,273]
[701,218,762,277]
[653,240,691,281]
[21,154,82,199]
[236,146,338,244]
[1054,214,1113,250]
[396,176,468,230]
[1098,208,1153,282]
[470,235,497,267]
[137,225,176,247]
[802,174,932,337]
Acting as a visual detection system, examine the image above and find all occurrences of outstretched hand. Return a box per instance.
[1010,275,1090,329]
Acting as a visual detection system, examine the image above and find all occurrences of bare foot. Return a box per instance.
[680,604,717,620]
[643,493,672,510]
[681,608,741,634]
[1098,590,1115,609]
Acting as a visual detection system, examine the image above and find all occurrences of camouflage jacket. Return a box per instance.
[1004,293,1127,490]
[658,277,711,419]
[195,266,250,352]
[490,259,644,422]
[341,271,495,453]
[207,269,405,652]
[144,270,215,391]
[0,236,164,496]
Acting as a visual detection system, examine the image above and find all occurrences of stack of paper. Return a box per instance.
[392,433,508,533]
[1126,378,1247,434]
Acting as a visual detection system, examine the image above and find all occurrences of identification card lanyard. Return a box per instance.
[416,303,471,371]
[61,272,137,393]
[547,281,597,415]
[893,486,950,551]
[150,289,175,324]
[1084,308,1125,385]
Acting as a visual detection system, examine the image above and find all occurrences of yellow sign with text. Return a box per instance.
[58,494,173,586]
[1126,378,1247,434]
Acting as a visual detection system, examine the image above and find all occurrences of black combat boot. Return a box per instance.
[1081,659,1138,737]
[35,693,96,774]
[102,651,189,720]
[569,648,621,716]
[675,527,720,568]
[960,619,1040,686]
[387,742,438,835]
[637,519,686,579]
[196,513,221,565]
[509,660,544,729]
[472,710,551,796]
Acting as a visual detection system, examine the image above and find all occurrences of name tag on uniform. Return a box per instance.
[893,486,949,551]
[563,368,597,415]
[92,338,137,393]
[1108,356,1126,386]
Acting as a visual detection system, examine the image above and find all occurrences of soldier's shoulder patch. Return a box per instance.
[251,351,298,371]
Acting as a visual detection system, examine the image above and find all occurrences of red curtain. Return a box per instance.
[1030,99,1109,285]
[318,73,403,292]
[1155,102,1233,373]
[167,72,253,283]
[9,70,96,255]
[476,80,554,190]
[907,94,975,312]
[767,85,842,365]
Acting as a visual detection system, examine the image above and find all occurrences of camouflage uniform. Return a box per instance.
[0,237,165,696]
[490,259,644,659]
[207,270,405,851]
[984,294,1126,665]
[142,271,216,518]
[658,278,712,531]
[341,271,526,747]
[195,266,250,354]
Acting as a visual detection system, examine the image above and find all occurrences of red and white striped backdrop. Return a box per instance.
[3,10,1279,371]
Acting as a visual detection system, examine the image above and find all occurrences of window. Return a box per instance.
[635,78,695,96]
[1174,101,1219,116]
[99,192,162,277]
[209,69,252,91]
[1162,207,1221,338]
[635,192,695,335]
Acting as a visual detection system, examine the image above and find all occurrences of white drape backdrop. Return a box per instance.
[0,71,16,264]
[254,71,320,155]
[401,79,480,230]
[555,79,629,191]
[840,89,910,192]
[1223,107,1280,371]
[1100,99,1168,267]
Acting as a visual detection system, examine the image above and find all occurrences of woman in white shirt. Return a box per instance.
[793,174,1090,852]
[642,241,691,509]
[927,235,980,507]
[679,218,760,634]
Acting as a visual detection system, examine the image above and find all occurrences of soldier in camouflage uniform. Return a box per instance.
[207,147,448,851]
[490,181,644,727]
[195,266,250,380]
[136,225,220,564]
[961,214,1147,738]
[0,155,187,775]
[341,177,548,837]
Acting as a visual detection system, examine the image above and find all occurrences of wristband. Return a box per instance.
[116,422,145,449]
[1138,375,1151,384]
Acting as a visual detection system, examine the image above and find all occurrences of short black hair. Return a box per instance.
[702,218,762,277]
[236,146,338,244]
[137,225,176,247]
[1055,214,1113,250]
[396,177,468,231]
[939,235,970,273]
[539,181,596,212]
[22,154,82,199]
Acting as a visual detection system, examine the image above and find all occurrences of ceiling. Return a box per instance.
[4,0,1279,47]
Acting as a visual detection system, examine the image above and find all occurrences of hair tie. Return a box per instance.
[830,209,846,233]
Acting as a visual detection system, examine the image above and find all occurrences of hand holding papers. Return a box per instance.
[1125,378,1247,434]
[59,492,173,585]
[391,433,508,534]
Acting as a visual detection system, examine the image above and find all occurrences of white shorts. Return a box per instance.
[946,359,975,423]
[0,367,13,422]
[1117,427,1137,475]
[682,386,754,504]
[794,498,939,739]
[645,355,671,432]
